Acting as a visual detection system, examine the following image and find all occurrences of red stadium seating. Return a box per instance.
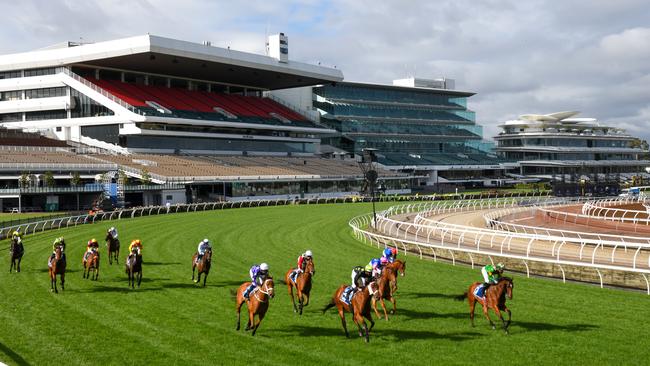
[85,78,308,122]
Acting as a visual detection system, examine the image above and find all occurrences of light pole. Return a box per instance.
[359,148,379,229]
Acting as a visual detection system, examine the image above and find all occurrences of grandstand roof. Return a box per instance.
[333,81,475,97]
[0,35,343,90]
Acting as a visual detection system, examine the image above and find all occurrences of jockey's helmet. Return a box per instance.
[202,238,210,244]
[383,247,392,257]
[260,262,269,272]
[12,230,22,238]
[91,238,98,244]
[371,258,380,267]
[380,257,389,265]
[110,227,115,231]
[496,263,505,270]
[391,247,398,256]
[364,264,373,272]
[304,250,313,257]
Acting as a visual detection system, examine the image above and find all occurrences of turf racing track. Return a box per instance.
[350,196,650,293]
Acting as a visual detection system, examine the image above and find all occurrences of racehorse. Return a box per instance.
[9,238,24,273]
[48,246,66,293]
[456,277,513,334]
[235,277,275,336]
[82,250,100,281]
[386,259,406,294]
[372,266,398,320]
[284,258,315,315]
[125,249,142,288]
[105,233,120,265]
[191,249,212,287]
[322,281,380,342]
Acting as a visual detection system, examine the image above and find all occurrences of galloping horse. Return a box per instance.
[191,249,212,287]
[235,277,275,336]
[9,238,24,273]
[372,266,398,320]
[125,249,142,288]
[82,250,100,281]
[48,246,66,293]
[386,259,406,294]
[284,258,315,315]
[456,277,513,334]
[322,281,380,342]
[105,233,120,265]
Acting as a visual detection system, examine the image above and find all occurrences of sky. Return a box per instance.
[0,0,649,141]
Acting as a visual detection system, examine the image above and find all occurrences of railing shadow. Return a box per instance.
[0,341,30,366]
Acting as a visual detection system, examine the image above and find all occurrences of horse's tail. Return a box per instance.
[229,289,238,299]
[322,298,336,314]
[454,292,468,301]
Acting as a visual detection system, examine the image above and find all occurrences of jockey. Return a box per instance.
[49,237,66,266]
[481,263,505,294]
[129,239,143,256]
[243,263,270,299]
[197,238,212,261]
[107,227,118,239]
[297,250,313,273]
[351,265,373,289]
[368,258,383,278]
[85,238,99,260]
[382,247,397,263]
[11,230,23,245]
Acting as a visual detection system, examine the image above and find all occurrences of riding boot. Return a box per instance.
[243,284,254,299]
[482,283,490,297]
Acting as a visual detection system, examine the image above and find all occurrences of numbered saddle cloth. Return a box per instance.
[340,286,355,305]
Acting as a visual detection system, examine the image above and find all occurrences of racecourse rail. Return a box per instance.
[349,196,650,294]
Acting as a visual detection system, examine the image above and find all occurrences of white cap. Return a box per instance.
[203,238,209,244]
[260,263,269,271]
[305,250,313,257]
[110,227,115,231]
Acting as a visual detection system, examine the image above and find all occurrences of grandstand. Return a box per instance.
[274,78,518,190]
[0,35,411,210]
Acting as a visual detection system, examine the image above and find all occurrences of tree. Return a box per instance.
[70,171,81,186]
[141,168,152,184]
[19,172,29,188]
[43,171,55,188]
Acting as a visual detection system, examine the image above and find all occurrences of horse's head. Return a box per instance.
[262,277,275,299]
[499,277,514,300]
[54,245,63,259]
[204,249,212,260]
[394,260,406,277]
[306,258,315,276]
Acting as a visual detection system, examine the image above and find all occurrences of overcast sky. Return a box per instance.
[1,0,649,141]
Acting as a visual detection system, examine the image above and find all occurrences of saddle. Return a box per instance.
[340,286,355,305]
[473,284,487,300]
[289,269,300,284]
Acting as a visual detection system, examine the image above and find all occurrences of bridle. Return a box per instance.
[254,279,274,302]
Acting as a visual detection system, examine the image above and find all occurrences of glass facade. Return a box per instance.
[314,82,498,166]
[70,89,114,118]
[124,135,315,153]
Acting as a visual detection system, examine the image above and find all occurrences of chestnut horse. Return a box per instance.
[322,282,380,342]
[372,266,398,320]
[386,259,406,293]
[82,250,100,280]
[48,246,66,293]
[191,249,212,287]
[105,233,120,265]
[9,238,24,273]
[125,250,142,288]
[235,277,275,336]
[284,258,315,315]
[456,277,513,334]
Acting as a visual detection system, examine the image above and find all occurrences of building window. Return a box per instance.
[25,110,67,121]
[0,90,22,101]
[24,68,56,77]
[0,113,22,122]
[24,87,67,99]
[70,89,115,118]
[56,127,62,132]
[0,70,22,79]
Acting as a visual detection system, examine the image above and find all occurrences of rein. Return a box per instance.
[253,280,274,303]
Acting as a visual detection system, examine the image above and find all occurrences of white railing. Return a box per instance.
[349,198,650,294]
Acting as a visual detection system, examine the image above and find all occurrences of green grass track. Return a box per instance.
[0,203,648,365]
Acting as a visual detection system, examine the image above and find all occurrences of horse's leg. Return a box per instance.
[235,293,243,331]
[371,297,381,319]
[191,263,196,281]
[504,306,512,329]
[298,289,304,315]
[288,282,298,313]
[203,271,208,287]
[16,257,21,273]
[469,295,476,327]
[137,270,142,288]
[252,310,266,336]
[355,313,368,342]
[482,304,495,330]
[61,272,65,291]
[380,297,389,321]
[389,294,397,316]
[493,307,508,334]
[246,307,254,331]
[364,311,375,332]
[338,308,350,338]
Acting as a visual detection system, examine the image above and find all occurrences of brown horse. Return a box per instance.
[191,249,212,287]
[235,277,275,336]
[322,281,380,342]
[82,250,100,281]
[284,258,315,315]
[386,259,406,294]
[125,250,142,288]
[456,277,513,334]
[9,238,24,273]
[48,246,66,293]
[372,266,398,320]
[105,233,120,265]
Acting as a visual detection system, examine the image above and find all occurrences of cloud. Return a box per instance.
[0,0,648,141]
